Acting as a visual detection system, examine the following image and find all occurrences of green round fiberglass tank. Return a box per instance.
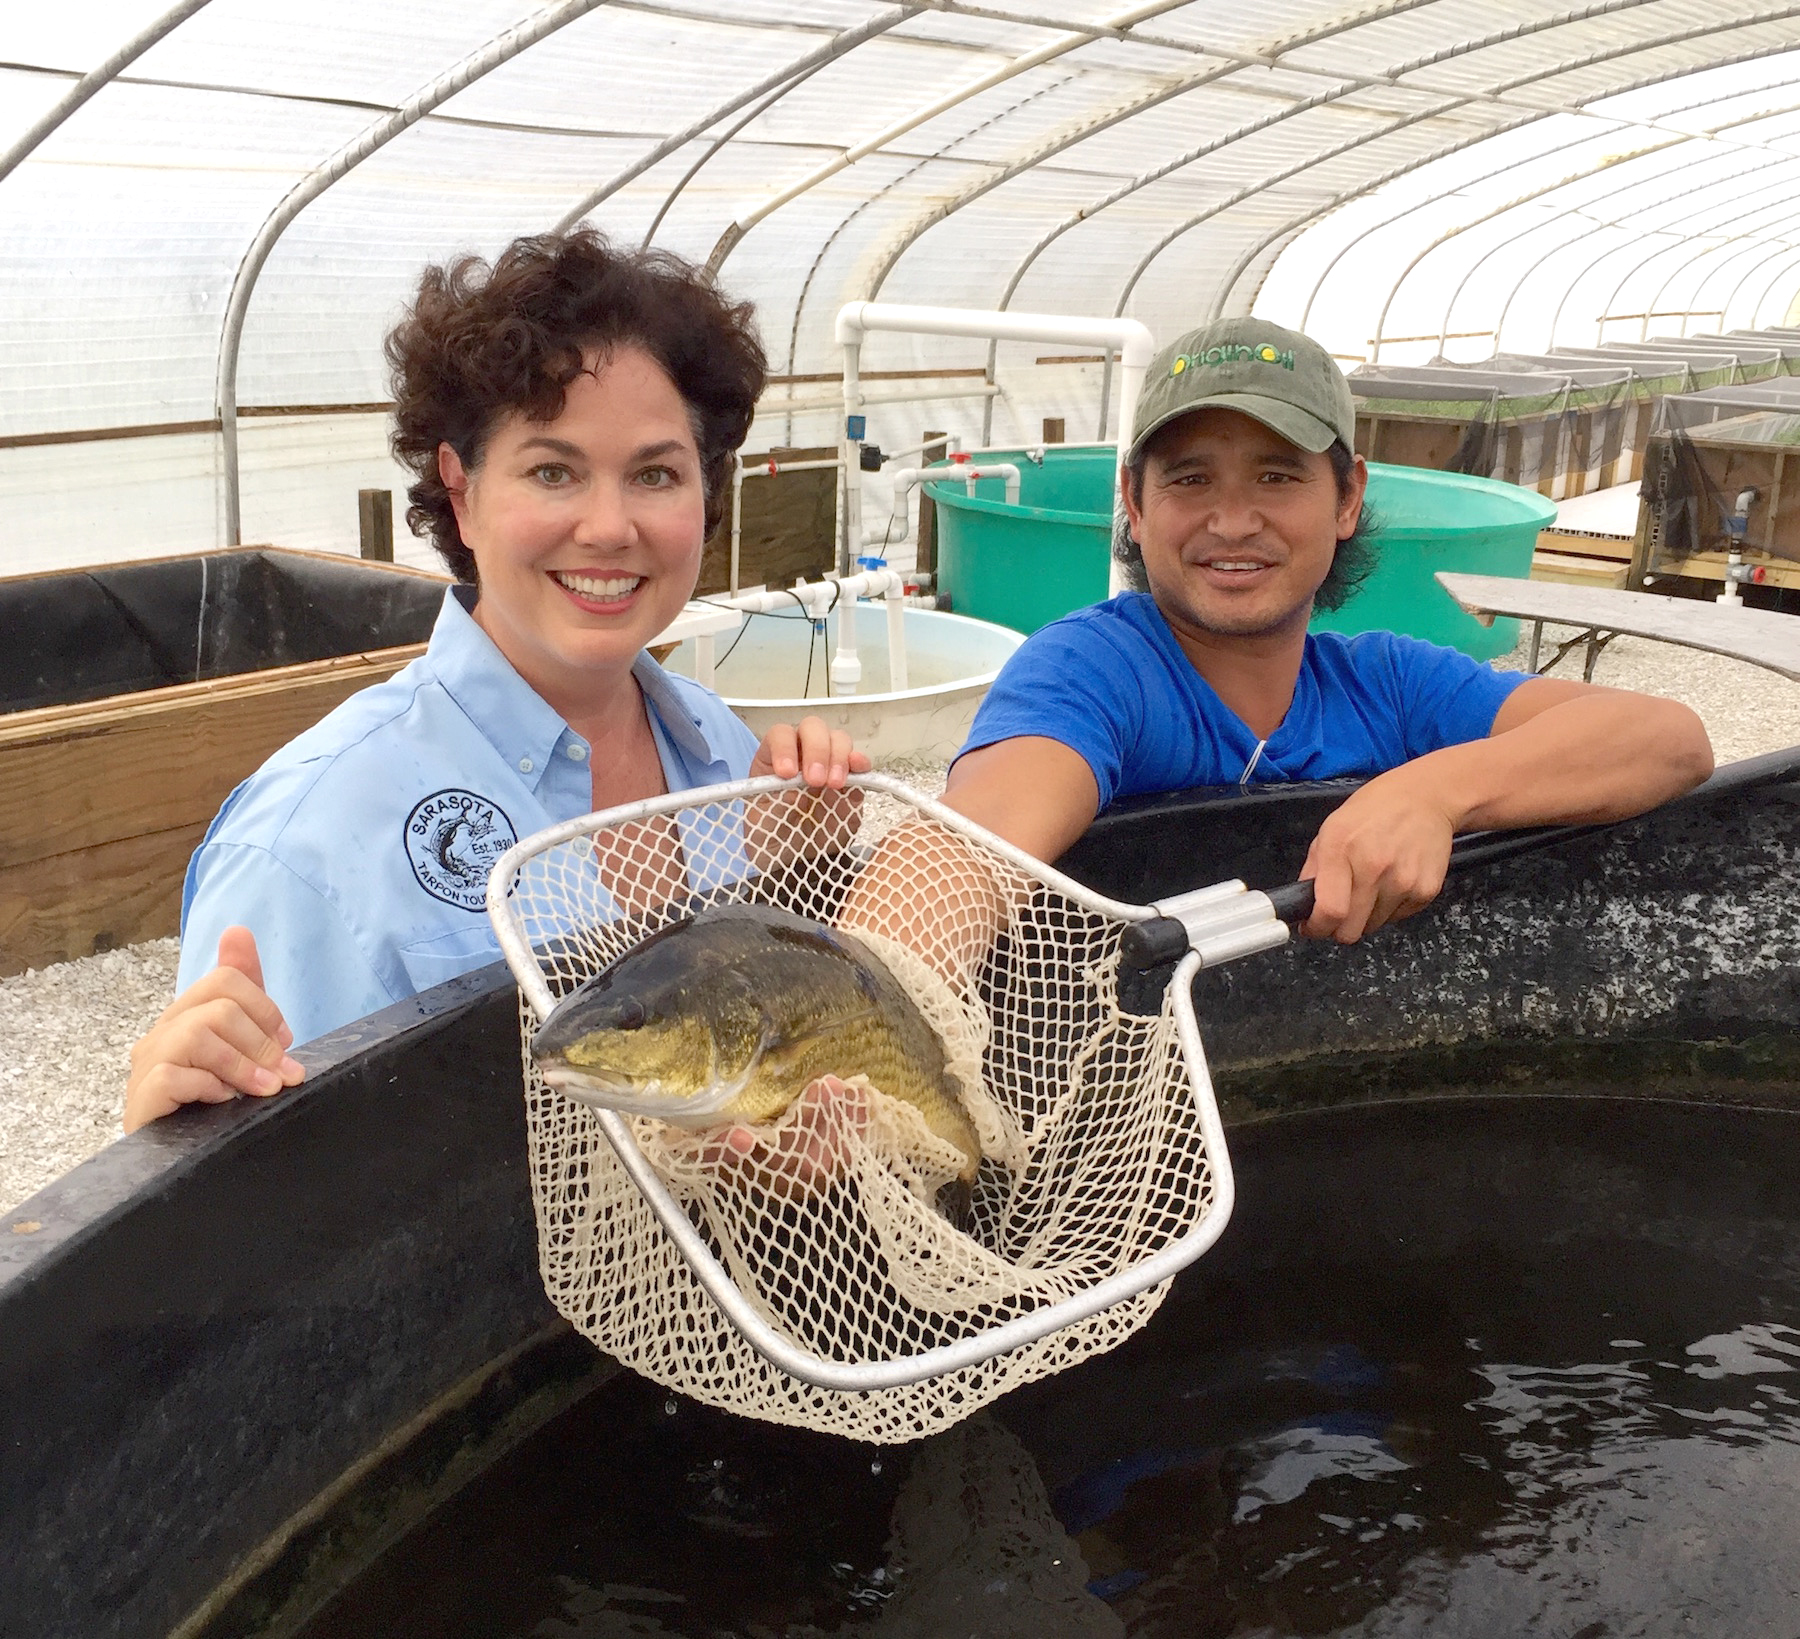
[925,449,1555,661]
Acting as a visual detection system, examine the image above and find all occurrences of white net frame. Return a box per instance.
[487,772,1233,1443]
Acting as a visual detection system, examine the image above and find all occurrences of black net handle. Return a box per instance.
[1118,820,1597,973]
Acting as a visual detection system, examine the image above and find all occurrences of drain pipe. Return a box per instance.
[884,462,1023,547]
[836,303,1155,592]
[1720,487,1761,607]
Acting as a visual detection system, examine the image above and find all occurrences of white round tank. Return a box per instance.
[661,603,1024,763]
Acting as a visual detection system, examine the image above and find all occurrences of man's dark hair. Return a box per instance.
[1113,432,1377,613]
[387,229,766,583]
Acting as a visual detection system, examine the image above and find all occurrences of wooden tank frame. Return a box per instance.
[1630,417,1800,593]
[0,546,447,975]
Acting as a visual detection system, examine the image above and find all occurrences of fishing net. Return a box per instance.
[489,775,1229,1444]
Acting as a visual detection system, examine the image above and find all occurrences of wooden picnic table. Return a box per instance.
[1434,571,1800,683]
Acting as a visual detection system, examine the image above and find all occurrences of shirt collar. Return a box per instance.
[425,588,570,786]
[631,650,725,765]
[425,586,732,783]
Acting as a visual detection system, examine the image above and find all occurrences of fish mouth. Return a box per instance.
[537,1062,750,1126]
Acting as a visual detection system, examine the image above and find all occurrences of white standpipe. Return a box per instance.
[836,302,1156,595]
[700,567,911,697]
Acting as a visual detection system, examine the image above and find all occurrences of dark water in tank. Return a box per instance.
[295,1096,1800,1638]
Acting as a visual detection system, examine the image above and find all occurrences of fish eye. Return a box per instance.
[613,999,646,1030]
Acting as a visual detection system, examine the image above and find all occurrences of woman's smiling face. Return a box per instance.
[440,343,707,715]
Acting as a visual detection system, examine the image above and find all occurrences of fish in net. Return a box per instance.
[489,774,1232,1444]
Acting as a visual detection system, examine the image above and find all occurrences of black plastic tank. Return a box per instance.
[4,753,1798,1637]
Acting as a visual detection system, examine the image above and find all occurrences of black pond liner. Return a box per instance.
[3,753,1799,1638]
[0,548,445,714]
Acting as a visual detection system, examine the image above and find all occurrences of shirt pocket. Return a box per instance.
[396,923,505,996]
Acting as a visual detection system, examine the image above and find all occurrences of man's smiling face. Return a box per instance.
[1124,406,1367,641]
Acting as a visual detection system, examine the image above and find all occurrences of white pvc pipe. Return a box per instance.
[706,569,910,698]
[836,302,1155,594]
[885,464,1023,546]
[885,580,908,692]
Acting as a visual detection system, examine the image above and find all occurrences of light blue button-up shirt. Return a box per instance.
[178,586,759,1045]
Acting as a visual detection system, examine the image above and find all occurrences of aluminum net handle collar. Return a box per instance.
[1117,880,1313,972]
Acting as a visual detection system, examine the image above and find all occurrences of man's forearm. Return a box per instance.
[1402,691,1713,833]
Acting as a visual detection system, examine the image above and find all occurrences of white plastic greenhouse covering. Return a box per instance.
[8,0,1800,573]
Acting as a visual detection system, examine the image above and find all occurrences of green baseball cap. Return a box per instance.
[1127,318,1355,461]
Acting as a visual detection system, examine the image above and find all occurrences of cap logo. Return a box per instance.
[1169,341,1295,375]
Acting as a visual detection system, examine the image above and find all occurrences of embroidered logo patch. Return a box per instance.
[405,789,518,911]
[1169,342,1294,375]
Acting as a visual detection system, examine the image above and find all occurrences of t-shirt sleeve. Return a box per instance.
[179,841,398,1048]
[1380,635,1533,760]
[959,619,1143,809]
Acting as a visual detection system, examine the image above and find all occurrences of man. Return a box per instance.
[928,318,1712,942]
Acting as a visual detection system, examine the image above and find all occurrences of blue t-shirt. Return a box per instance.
[962,592,1530,808]
[178,586,760,1046]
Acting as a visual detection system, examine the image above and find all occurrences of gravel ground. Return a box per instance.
[5,633,1797,1219]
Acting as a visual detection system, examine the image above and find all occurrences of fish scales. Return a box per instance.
[530,904,979,1180]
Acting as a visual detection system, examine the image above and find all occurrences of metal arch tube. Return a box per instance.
[1292,64,1800,337]
[1648,161,1800,331]
[1402,49,1800,364]
[1113,101,1467,321]
[985,0,1665,339]
[1720,238,1800,326]
[1370,139,1697,362]
[1689,238,1800,331]
[1492,154,1800,352]
[1613,171,1800,338]
[1746,245,1800,327]
[1569,170,1800,346]
[1212,118,1588,328]
[871,0,1653,313]
[1480,119,1800,349]
[1116,25,1740,333]
[1432,137,1773,356]
[879,0,1787,320]
[707,0,1197,271]
[554,7,922,239]
[214,0,614,546]
[640,59,834,250]
[1115,15,1800,342]
[988,75,1363,322]
[0,0,215,189]
[1225,57,1800,341]
[1640,181,1800,333]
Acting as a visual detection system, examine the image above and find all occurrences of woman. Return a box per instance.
[126,231,865,1131]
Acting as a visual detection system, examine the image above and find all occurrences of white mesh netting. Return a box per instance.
[492,776,1223,1444]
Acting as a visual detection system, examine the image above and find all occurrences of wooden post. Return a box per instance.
[358,489,394,562]
[916,429,947,579]
[1042,417,1065,444]
[1765,449,1786,552]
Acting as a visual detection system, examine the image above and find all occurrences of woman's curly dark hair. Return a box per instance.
[1113,437,1377,612]
[386,230,766,583]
